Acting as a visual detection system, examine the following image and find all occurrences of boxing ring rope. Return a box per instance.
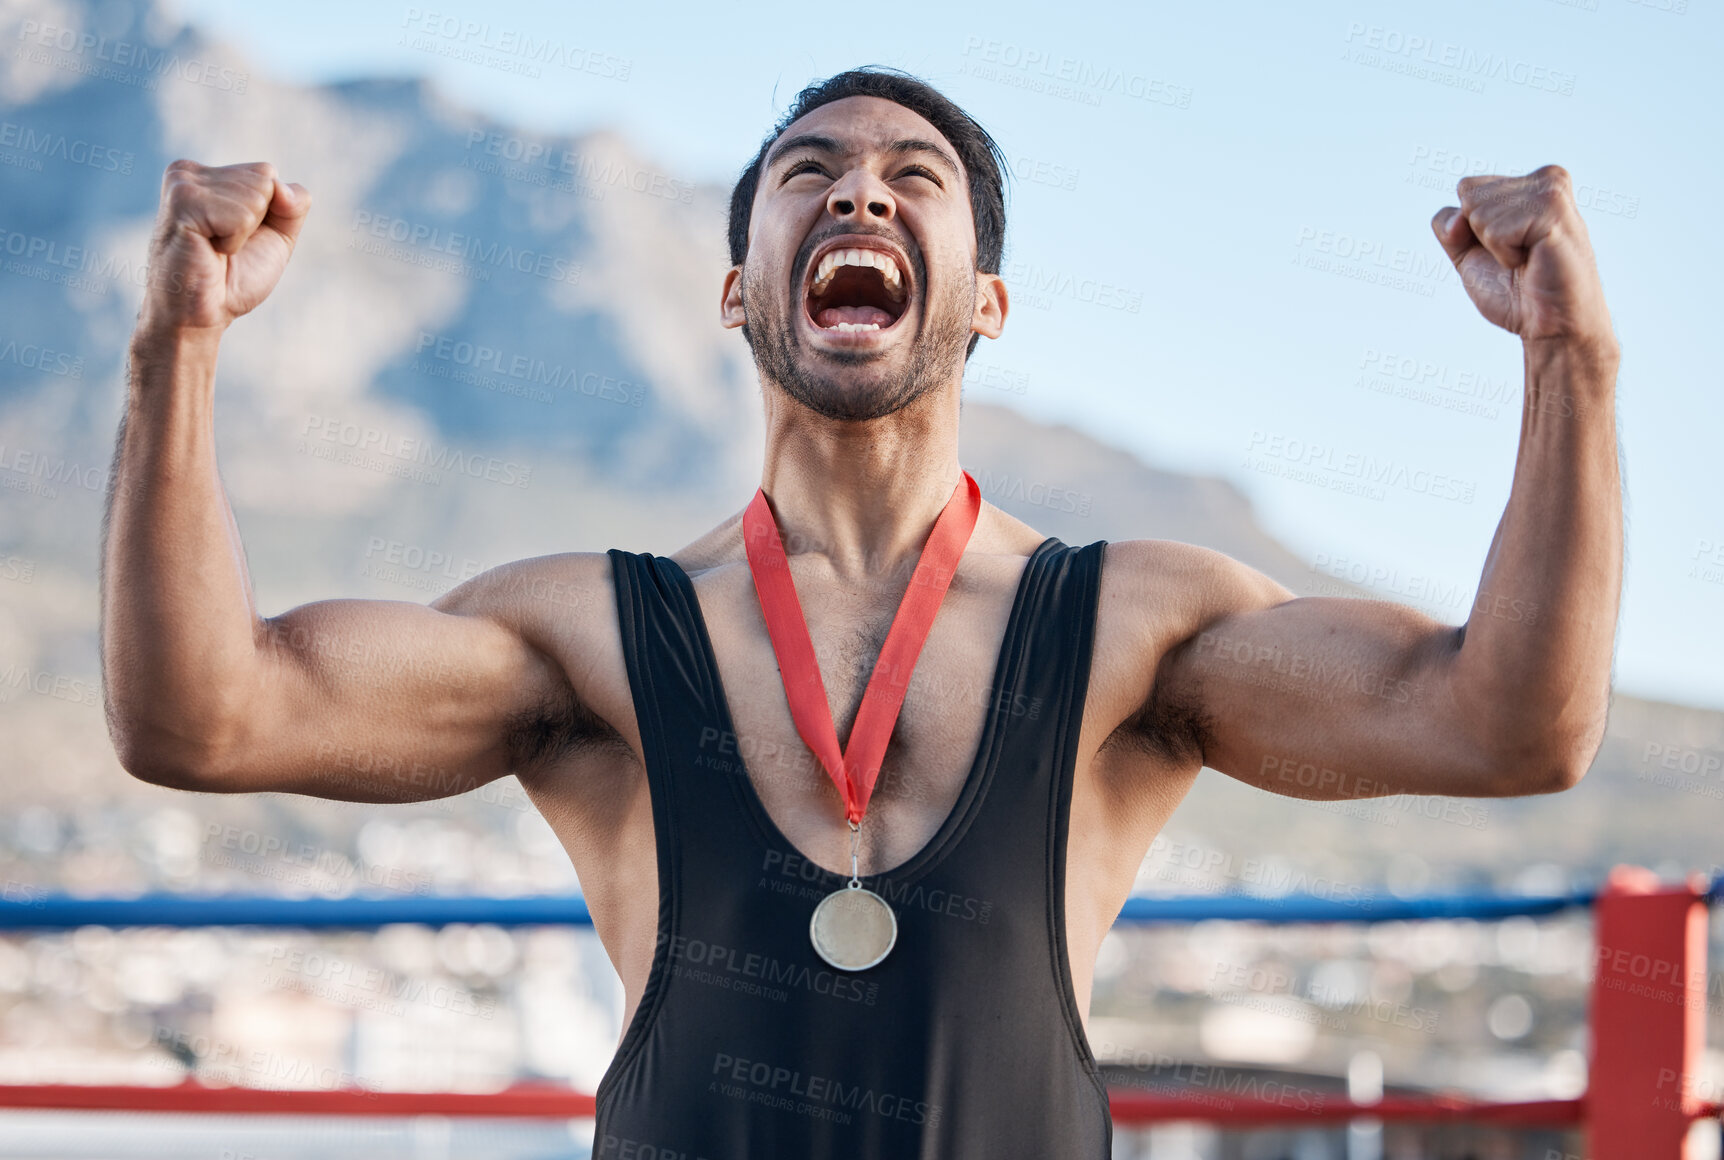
[2,865,1718,1156]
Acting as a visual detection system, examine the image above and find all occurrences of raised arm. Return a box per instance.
[1146,165,1621,801]
[102,161,580,801]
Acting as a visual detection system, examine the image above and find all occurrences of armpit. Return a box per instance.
[506,683,630,774]
[1106,648,1214,769]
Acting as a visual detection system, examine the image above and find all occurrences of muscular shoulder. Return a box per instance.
[1092,539,1293,762]
[433,551,616,648]
[1099,539,1292,634]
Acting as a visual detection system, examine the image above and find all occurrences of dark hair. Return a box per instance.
[727,67,1009,282]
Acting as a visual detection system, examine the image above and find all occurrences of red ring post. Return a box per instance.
[1587,865,1712,1158]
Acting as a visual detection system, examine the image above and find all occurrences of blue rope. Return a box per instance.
[1114,889,1594,926]
[0,887,1613,932]
[0,892,593,931]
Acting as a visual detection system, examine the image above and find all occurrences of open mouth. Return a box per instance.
[803,243,911,334]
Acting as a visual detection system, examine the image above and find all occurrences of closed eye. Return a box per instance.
[782,159,830,182]
[779,159,942,186]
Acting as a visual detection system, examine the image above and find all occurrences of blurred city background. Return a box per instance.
[1,0,1720,1155]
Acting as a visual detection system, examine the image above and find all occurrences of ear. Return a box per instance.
[970,271,1007,341]
[720,265,747,330]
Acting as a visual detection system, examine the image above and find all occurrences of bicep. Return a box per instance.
[1141,549,1494,801]
[185,566,578,801]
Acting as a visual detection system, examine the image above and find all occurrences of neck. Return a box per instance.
[757,383,965,585]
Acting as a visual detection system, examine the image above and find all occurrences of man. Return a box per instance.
[102,67,1621,1155]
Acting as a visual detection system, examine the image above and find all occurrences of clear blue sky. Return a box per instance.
[164,0,1723,710]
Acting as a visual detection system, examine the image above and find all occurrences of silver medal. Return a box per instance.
[810,884,897,971]
[808,820,896,971]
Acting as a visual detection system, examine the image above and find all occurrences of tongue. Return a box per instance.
[814,304,895,328]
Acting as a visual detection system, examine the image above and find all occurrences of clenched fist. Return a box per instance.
[138,160,311,335]
[1432,165,1614,351]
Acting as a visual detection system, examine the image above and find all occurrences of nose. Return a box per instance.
[827,167,895,223]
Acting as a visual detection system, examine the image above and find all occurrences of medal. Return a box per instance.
[742,470,982,971]
[810,864,897,971]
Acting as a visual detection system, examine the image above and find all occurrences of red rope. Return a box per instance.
[0,1082,1606,1127]
[1108,1092,1584,1127]
[0,1082,596,1118]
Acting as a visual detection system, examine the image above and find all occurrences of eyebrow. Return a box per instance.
[765,132,961,177]
[888,138,961,176]
[765,133,842,169]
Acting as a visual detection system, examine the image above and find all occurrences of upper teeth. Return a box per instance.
[810,248,906,300]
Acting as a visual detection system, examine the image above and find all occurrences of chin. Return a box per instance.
[774,364,930,424]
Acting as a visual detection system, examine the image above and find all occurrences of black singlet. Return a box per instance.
[595,536,1111,1158]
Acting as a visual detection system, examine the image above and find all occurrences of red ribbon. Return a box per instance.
[742,471,982,825]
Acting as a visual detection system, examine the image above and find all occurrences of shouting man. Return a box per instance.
[103,68,1621,1154]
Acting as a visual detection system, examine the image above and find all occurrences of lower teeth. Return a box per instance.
[829,322,881,332]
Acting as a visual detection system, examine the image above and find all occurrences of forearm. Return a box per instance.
[1453,336,1622,784]
[102,326,264,776]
